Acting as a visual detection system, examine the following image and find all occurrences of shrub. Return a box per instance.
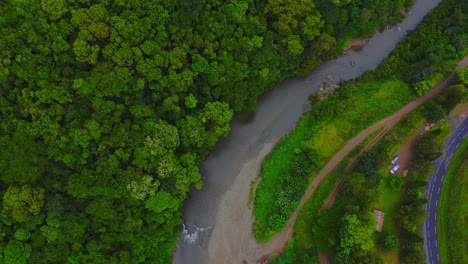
[382,233,397,250]
[424,103,446,122]
[354,151,380,182]
[13,229,31,242]
[388,175,404,190]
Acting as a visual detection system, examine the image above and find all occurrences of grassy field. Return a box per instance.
[437,137,468,264]
[253,79,415,241]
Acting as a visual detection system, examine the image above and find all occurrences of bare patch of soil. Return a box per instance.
[448,101,468,127]
[344,38,367,51]
[318,253,331,264]
[393,125,425,176]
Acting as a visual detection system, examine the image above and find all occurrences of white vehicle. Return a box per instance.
[391,156,399,164]
[390,165,400,174]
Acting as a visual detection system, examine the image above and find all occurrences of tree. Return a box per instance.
[144,191,179,214]
[191,54,209,74]
[2,185,45,223]
[354,151,379,182]
[14,229,31,242]
[284,35,304,56]
[3,240,32,264]
[424,103,446,122]
[40,0,68,20]
[388,175,404,190]
[199,101,233,148]
[184,94,198,109]
[339,213,375,253]
[383,233,397,250]
[455,67,468,84]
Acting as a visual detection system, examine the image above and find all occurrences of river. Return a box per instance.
[173,0,442,263]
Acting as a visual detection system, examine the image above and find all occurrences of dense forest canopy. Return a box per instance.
[0,0,414,262]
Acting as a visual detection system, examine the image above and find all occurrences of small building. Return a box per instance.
[373,210,385,232]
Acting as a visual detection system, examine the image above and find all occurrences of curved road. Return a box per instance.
[423,117,468,264]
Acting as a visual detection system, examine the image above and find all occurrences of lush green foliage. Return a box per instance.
[253,0,466,243]
[0,0,464,261]
[0,0,414,262]
[375,0,466,95]
[381,233,397,251]
[438,138,468,264]
[387,175,404,190]
[354,150,379,182]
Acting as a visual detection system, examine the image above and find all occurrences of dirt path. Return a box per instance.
[320,118,427,212]
[206,57,467,264]
[320,126,393,212]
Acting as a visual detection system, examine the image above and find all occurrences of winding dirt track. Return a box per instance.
[207,57,467,264]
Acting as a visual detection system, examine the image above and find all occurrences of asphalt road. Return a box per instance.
[423,117,468,264]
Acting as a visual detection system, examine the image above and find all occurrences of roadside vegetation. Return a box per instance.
[438,138,468,264]
[270,108,427,263]
[272,83,463,263]
[253,0,466,243]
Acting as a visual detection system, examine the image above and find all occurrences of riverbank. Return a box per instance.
[174,0,445,263]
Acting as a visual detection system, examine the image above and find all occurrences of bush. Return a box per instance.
[388,175,404,190]
[13,229,31,242]
[382,233,397,250]
[354,151,380,182]
[424,103,446,122]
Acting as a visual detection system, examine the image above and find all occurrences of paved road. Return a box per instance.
[423,117,468,264]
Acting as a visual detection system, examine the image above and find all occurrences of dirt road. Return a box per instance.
[206,57,467,263]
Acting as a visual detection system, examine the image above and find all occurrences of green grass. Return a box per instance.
[438,137,468,264]
[311,124,344,159]
[373,178,404,263]
[272,129,382,262]
[253,79,416,241]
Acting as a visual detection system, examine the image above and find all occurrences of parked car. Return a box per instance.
[390,165,400,174]
[391,156,399,164]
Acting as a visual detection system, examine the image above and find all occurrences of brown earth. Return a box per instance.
[206,57,467,264]
[344,38,367,51]
[393,125,426,177]
[318,253,331,264]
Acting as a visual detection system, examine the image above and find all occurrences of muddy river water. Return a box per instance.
[174,0,442,263]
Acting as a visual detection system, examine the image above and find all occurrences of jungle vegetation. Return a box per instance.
[0,0,421,263]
